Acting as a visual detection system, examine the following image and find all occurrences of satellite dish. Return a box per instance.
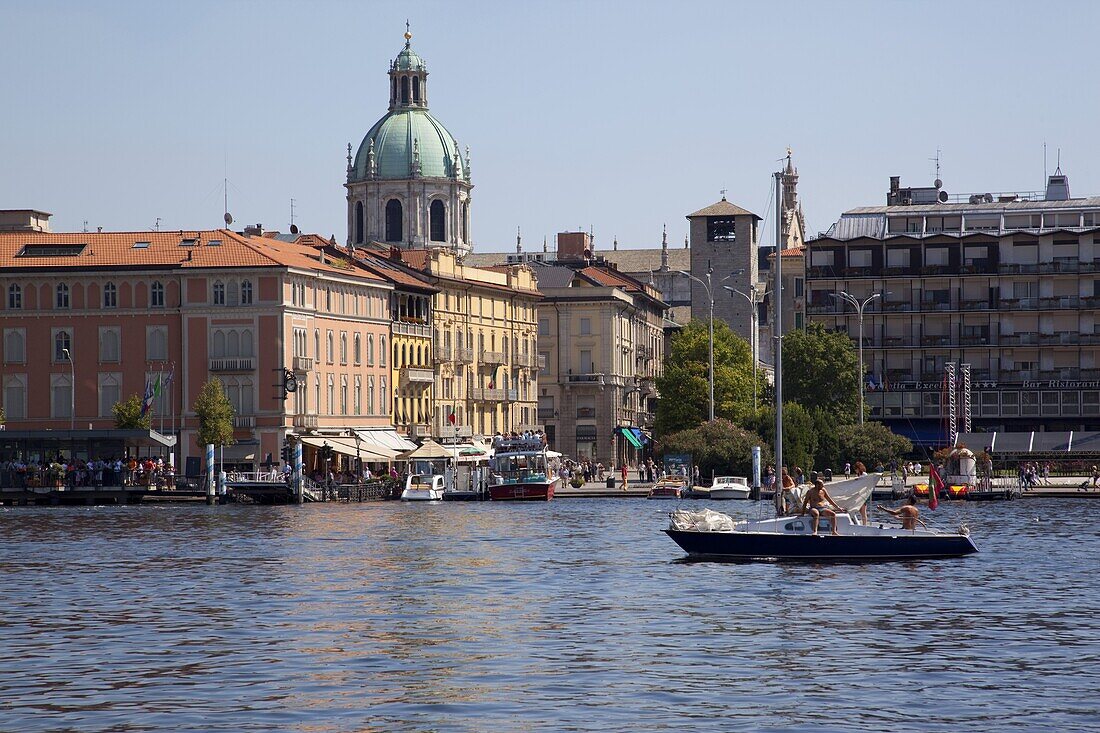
[224,212,233,226]
[934,178,943,189]
[290,224,299,235]
[983,193,994,203]
[938,190,949,203]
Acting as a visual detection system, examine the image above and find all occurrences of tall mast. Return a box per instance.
[773,169,784,514]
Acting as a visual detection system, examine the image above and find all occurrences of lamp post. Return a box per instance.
[724,284,768,411]
[677,270,715,421]
[61,347,74,430]
[830,291,881,425]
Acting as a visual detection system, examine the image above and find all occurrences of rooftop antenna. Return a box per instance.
[222,152,233,229]
[1056,147,1061,173]
[929,148,942,186]
[154,217,161,232]
[290,198,297,229]
[82,220,88,233]
[1044,141,1047,182]
[719,188,728,201]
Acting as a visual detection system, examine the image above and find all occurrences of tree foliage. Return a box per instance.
[659,419,770,481]
[836,422,912,469]
[781,323,862,423]
[113,393,151,430]
[750,402,818,474]
[194,379,235,447]
[655,319,764,436]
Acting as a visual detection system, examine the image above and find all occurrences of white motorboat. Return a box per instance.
[708,476,751,500]
[400,473,446,501]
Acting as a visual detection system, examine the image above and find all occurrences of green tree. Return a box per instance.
[836,422,912,469]
[781,322,861,423]
[751,402,818,474]
[659,419,771,481]
[811,407,842,472]
[112,394,152,430]
[655,319,764,435]
[194,379,235,448]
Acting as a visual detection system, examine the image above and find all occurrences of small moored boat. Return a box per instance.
[708,476,751,500]
[648,475,686,500]
[401,473,446,501]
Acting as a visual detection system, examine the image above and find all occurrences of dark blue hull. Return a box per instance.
[664,529,978,561]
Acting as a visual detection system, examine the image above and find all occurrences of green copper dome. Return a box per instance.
[351,109,465,181]
[393,43,425,71]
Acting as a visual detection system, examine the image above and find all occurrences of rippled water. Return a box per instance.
[1,499,1098,732]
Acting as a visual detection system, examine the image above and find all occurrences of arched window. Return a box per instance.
[391,77,397,104]
[412,76,420,102]
[5,330,24,362]
[327,375,335,414]
[54,330,71,362]
[241,329,253,357]
[355,201,364,244]
[150,281,164,307]
[401,76,409,104]
[380,377,388,414]
[56,283,70,309]
[367,334,374,365]
[380,336,387,366]
[100,329,119,362]
[241,280,252,305]
[368,376,375,414]
[354,376,362,415]
[227,280,239,306]
[7,284,20,310]
[461,201,469,242]
[340,333,348,364]
[430,200,446,242]
[326,331,334,363]
[314,330,320,360]
[354,334,361,364]
[103,282,117,308]
[227,330,240,357]
[385,199,403,242]
[341,376,348,415]
[212,280,225,305]
[212,331,226,357]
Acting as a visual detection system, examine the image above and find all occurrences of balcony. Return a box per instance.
[233,415,256,429]
[882,300,913,312]
[537,407,556,420]
[1080,333,1100,345]
[393,320,431,337]
[408,423,432,439]
[637,344,655,360]
[1000,263,1042,275]
[433,345,452,362]
[470,387,507,401]
[1038,296,1080,309]
[566,373,605,386]
[537,354,547,369]
[209,357,255,372]
[513,352,536,368]
[577,407,596,419]
[959,299,992,311]
[958,335,992,346]
[400,367,435,386]
[454,347,474,364]
[293,414,318,429]
[507,388,519,402]
[882,337,909,347]
[999,333,1039,346]
[480,350,507,365]
[920,335,952,347]
[292,356,313,373]
[807,303,840,315]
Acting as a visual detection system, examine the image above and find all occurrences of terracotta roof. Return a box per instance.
[578,265,640,291]
[687,199,760,219]
[0,229,276,271]
[394,249,430,270]
[350,249,437,292]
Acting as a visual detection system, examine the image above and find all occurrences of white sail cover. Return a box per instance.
[669,509,737,532]
[787,473,880,512]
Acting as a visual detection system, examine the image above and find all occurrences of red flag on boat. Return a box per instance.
[928,463,944,510]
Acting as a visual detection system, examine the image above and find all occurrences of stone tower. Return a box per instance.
[345,30,473,254]
[685,196,761,347]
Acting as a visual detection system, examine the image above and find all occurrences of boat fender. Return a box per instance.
[958,523,970,536]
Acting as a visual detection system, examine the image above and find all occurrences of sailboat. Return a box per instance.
[664,164,978,561]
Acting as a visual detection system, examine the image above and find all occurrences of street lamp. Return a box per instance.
[830,291,882,425]
[677,269,715,421]
[724,284,769,411]
[61,347,74,430]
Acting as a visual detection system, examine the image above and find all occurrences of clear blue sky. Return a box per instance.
[3,0,1098,251]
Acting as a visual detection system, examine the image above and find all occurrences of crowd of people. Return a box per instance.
[1,456,174,489]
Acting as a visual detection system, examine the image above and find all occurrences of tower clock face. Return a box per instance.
[284,372,298,393]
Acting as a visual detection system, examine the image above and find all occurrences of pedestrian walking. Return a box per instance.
[620,463,628,491]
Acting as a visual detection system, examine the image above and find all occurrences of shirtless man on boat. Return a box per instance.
[876,495,925,530]
[799,479,844,536]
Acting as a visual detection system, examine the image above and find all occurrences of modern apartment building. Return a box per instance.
[806,169,1100,444]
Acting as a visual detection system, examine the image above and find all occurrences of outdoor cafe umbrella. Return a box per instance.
[398,439,454,461]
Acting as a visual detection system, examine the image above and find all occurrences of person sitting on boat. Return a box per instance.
[876,495,924,531]
[800,479,844,536]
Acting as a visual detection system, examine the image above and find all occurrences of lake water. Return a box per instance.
[1,499,1098,732]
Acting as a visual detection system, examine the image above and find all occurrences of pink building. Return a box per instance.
[0,226,401,469]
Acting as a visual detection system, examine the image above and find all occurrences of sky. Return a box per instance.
[3,0,1099,252]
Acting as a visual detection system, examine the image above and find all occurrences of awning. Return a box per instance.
[300,436,396,461]
[889,422,945,447]
[616,427,644,450]
[355,428,417,452]
[217,443,258,462]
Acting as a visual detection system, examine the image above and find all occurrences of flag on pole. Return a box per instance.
[140,378,156,417]
[928,463,944,510]
[163,363,175,391]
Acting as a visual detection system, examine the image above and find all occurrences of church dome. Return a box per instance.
[392,45,426,71]
[351,109,464,181]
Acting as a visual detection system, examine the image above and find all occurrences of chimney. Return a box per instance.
[244,223,263,237]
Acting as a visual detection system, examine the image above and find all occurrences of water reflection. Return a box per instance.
[0,500,1098,731]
